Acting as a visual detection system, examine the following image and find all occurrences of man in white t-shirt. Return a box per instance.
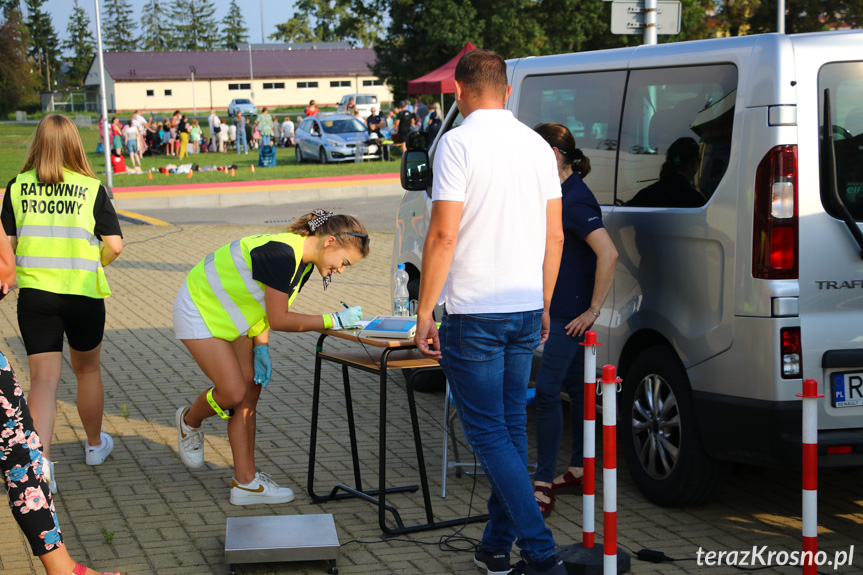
[208,109,221,151]
[280,117,294,147]
[415,49,565,575]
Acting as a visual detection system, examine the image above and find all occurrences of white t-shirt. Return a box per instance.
[282,120,294,137]
[431,109,560,314]
[123,125,139,140]
[209,114,220,134]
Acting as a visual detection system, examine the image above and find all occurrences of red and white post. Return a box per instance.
[601,364,622,575]
[580,331,602,549]
[796,378,823,575]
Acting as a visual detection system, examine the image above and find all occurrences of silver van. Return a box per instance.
[394,31,863,506]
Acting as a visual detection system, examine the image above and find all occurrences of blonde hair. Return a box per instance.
[287,212,370,258]
[21,114,96,184]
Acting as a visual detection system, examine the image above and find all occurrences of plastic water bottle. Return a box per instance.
[393,264,409,316]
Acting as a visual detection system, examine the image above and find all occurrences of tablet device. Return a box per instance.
[358,315,417,339]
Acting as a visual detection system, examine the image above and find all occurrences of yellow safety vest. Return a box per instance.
[187,233,312,341]
[9,169,110,298]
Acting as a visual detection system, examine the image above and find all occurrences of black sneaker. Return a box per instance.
[474,545,513,575]
[510,555,567,575]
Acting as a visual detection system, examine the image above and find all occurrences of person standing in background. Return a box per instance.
[177,115,190,160]
[123,118,141,170]
[281,116,295,147]
[305,100,319,116]
[208,109,221,152]
[414,49,567,575]
[235,111,248,155]
[258,108,274,147]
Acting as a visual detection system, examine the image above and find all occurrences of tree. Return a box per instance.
[269,0,379,47]
[103,0,137,51]
[171,0,218,50]
[748,0,836,33]
[0,9,38,116]
[373,0,478,101]
[139,0,171,51]
[63,0,95,85]
[1,0,21,18]
[221,0,248,50]
[24,0,59,89]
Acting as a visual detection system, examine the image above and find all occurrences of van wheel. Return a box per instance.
[296,146,303,163]
[620,345,727,507]
[319,147,327,164]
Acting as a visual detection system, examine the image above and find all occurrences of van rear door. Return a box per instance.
[796,38,863,443]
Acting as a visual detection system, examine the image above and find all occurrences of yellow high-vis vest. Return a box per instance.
[186,233,312,341]
[9,169,110,298]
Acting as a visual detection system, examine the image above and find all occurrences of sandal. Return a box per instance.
[551,469,584,493]
[72,563,122,575]
[534,484,554,517]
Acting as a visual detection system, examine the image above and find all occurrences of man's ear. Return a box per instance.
[454,80,464,103]
[503,85,513,104]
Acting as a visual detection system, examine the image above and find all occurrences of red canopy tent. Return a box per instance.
[407,42,477,95]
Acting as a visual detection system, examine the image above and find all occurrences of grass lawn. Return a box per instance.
[0,122,399,189]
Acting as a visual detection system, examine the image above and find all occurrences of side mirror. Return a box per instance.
[401,149,432,191]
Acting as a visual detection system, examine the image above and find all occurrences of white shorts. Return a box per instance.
[173,282,214,340]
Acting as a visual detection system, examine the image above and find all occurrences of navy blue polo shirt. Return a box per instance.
[550,172,604,318]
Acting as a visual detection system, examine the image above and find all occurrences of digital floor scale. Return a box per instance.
[358,315,417,339]
[225,514,339,574]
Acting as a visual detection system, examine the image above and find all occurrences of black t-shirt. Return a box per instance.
[2,179,123,240]
[367,113,384,127]
[250,240,313,296]
[396,110,414,134]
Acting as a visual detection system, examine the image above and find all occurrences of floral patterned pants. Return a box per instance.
[0,351,63,556]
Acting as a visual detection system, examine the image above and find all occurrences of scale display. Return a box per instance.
[359,316,417,339]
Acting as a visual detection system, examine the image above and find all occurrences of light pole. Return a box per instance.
[94,0,112,191]
[248,43,255,103]
[777,0,785,33]
[260,0,265,44]
[190,66,197,116]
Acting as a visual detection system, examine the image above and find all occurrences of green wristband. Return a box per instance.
[322,313,333,329]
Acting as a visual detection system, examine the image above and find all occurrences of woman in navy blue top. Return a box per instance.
[532,123,618,516]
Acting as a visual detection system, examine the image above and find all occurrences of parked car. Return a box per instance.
[394,31,863,507]
[227,98,257,117]
[337,94,380,117]
[294,114,379,164]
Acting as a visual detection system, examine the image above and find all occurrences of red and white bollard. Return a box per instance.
[601,364,622,575]
[796,378,822,575]
[580,331,601,549]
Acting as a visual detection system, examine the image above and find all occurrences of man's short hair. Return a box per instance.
[455,49,507,101]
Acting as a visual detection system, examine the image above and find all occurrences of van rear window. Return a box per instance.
[819,62,863,221]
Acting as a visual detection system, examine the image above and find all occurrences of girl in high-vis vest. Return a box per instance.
[0,235,121,575]
[1,114,124,496]
[173,211,368,505]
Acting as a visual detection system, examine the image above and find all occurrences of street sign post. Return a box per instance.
[611,0,681,37]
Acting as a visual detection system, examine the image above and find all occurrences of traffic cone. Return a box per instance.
[187,170,193,179]
[147,170,152,180]
[230,167,235,176]
[250,164,255,173]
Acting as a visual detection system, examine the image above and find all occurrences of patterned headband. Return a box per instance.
[308,209,334,232]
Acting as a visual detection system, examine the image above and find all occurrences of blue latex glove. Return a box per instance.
[253,345,272,388]
[333,306,363,328]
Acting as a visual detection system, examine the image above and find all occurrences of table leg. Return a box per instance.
[342,364,363,490]
[308,334,327,502]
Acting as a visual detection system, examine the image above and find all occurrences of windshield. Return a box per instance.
[321,118,367,134]
[356,96,378,105]
[235,99,251,105]
[819,62,863,221]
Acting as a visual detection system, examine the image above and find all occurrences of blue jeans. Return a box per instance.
[534,318,585,483]
[262,135,271,147]
[236,128,248,153]
[439,311,557,563]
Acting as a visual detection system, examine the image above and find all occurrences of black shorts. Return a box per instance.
[17,288,106,355]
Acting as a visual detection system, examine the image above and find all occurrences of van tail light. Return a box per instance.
[826,446,852,455]
[753,145,798,279]
[781,327,801,379]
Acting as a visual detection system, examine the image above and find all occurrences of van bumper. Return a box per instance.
[692,390,863,466]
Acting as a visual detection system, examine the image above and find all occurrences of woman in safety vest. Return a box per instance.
[0,234,121,575]
[1,114,124,494]
[174,210,368,505]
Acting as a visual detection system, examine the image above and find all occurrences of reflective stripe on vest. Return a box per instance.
[9,170,109,298]
[187,233,310,340]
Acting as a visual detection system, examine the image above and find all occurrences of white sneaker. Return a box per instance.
[84,432,114,466]
[230,471,295,506]
[176,406,204,469]
[43,457,57,494]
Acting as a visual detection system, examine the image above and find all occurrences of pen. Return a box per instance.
[340,301,350,309]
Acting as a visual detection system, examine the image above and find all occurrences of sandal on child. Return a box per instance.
[551,469,584,493]
[72,562,122,575]
[534,484,554,517]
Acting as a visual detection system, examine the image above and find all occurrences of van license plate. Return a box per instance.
[831,372,863,407]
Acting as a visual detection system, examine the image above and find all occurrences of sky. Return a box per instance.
[43,0,294,47]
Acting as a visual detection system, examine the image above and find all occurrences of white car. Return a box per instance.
[336,94,380,117]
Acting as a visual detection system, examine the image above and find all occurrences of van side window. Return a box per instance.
[617,65,737,208]
[516,71,626,206]
[819,61,863,221]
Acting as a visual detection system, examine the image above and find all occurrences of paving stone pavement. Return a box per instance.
[0,224,861,575]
